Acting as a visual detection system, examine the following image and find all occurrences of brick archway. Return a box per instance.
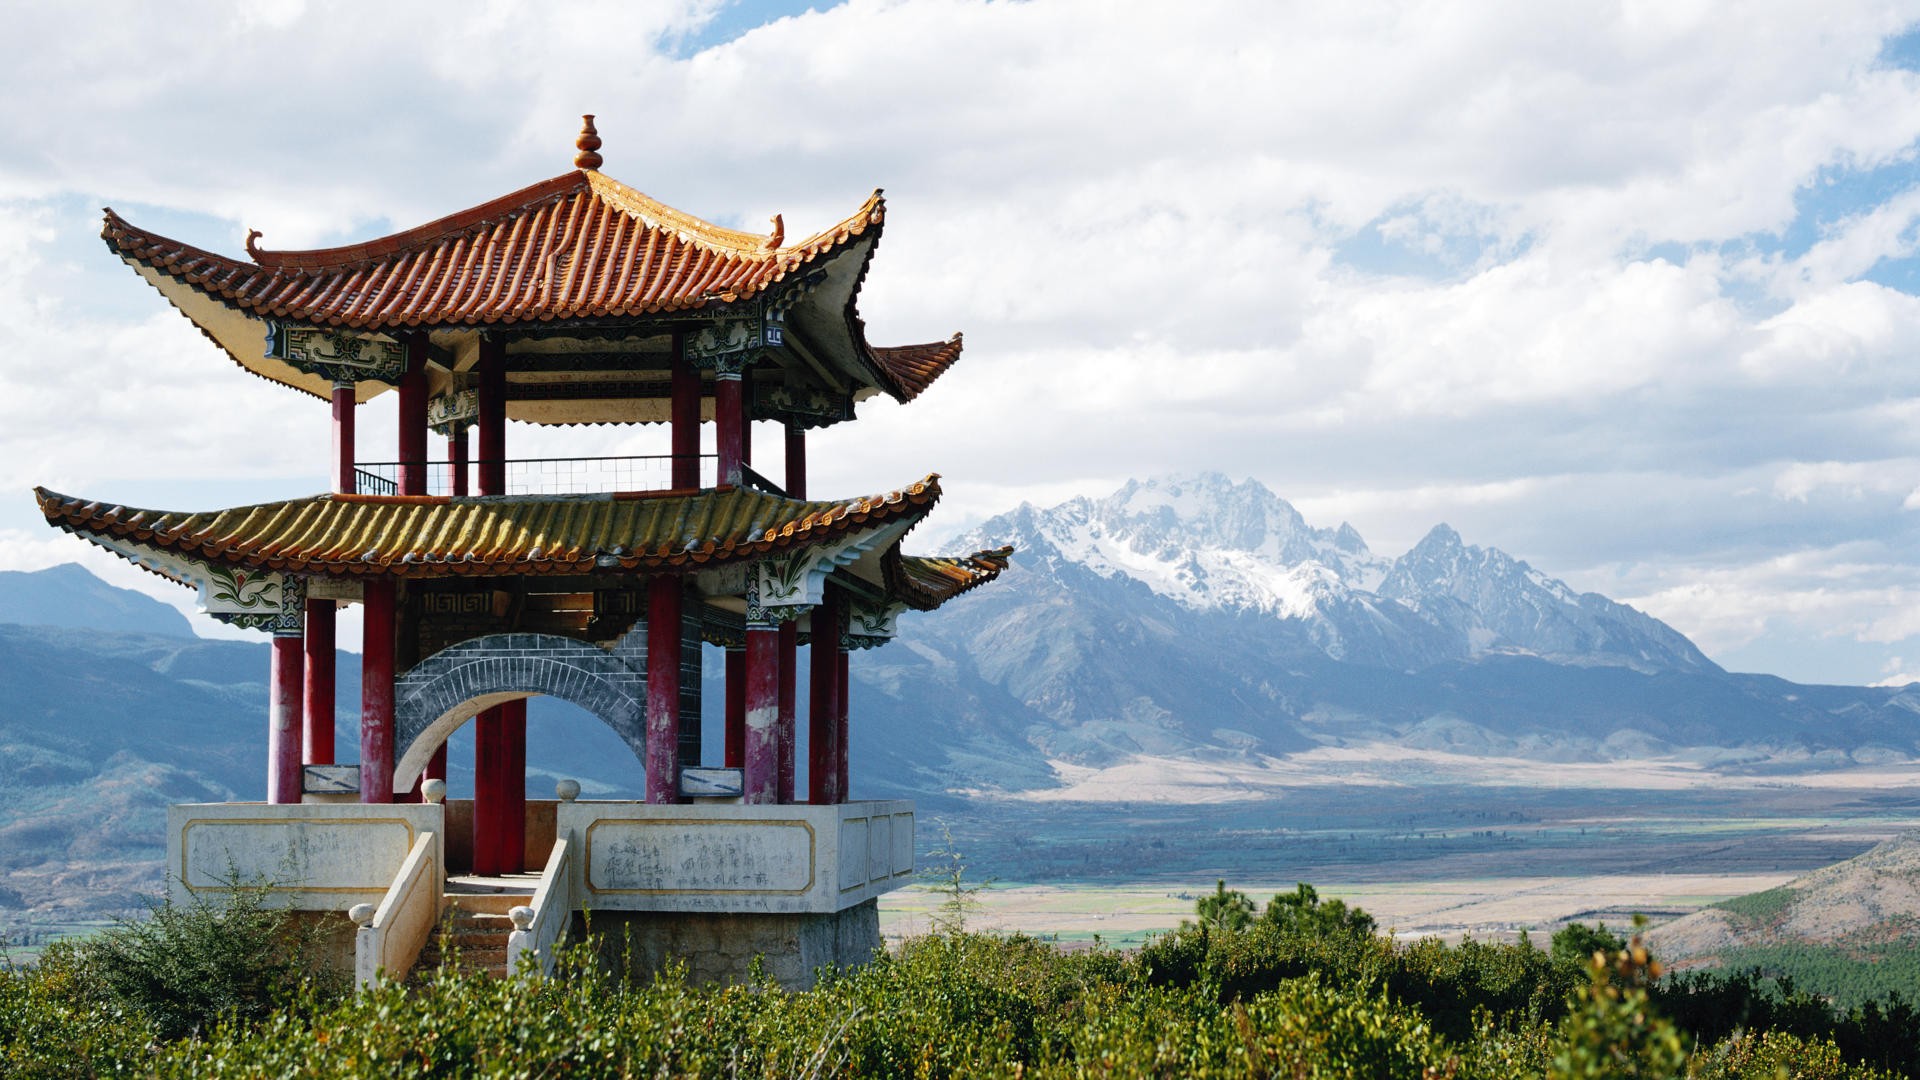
[390,633,647,791]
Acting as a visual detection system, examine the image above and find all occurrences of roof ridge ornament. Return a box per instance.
[245,229,265,262]
[574,115,603,170]
[765,214,784,249]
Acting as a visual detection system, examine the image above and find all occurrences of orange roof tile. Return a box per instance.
[36,478,942,579]
[871,334,964,402]
[887,545,1013,610]
[101,171,885,330]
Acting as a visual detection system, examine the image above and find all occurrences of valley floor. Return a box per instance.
[888,776,1920,947]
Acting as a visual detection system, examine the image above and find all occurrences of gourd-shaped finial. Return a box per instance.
[574,115,604,170]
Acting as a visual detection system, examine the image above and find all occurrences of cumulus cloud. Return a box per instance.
[2,0,1919,684]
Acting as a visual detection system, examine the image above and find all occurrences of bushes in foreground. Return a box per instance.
[3,883,1917,1078]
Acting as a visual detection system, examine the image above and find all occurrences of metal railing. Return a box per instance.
[353,455,715,496]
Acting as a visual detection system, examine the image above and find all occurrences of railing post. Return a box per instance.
[349,902,378,989]
[506,906,535,973]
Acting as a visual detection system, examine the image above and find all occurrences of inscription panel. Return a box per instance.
[585,819,814,894]
[180,818,415,892]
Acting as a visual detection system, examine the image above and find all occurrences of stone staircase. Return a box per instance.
[412,876,537,980]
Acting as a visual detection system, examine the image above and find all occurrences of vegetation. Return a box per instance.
[3,880,1917,1078]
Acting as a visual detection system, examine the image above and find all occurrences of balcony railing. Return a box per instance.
[353,455,716,497]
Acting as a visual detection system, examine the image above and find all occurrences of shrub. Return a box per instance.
[76,878,336,1040]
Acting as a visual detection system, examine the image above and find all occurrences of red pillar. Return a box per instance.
[331,382,356,494]
[837,649,851,802]
[724,648,746,768]
[776,621,797,804]
[670,333,699,489]
[473,708,505,876]
[268,633,304,804]
[503,698,527,872]
[785,423,806,499]
[715,372,744,484]
[360,580,396,803]
[778,423,804,804]
[645,577,682,804]
[478,338,507,495]
[398,337,429,496]
[448,427,469,497]
[808,589,843,804]
[472,340,514,870]
[302,599,334,765]
[743,627,779,804]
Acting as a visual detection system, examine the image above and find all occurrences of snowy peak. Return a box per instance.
[968,474,1717,676]
[1381,523,1715,674]
[978,473,1390,618]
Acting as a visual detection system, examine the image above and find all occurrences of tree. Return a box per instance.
[1262,882,1377,939]
[1194,879,1255,932]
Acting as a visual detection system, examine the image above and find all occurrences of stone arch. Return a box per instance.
[391,633,647,791]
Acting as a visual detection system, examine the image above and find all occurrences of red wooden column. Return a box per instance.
[472,719,503,876]
[502,698,527,872]
[302,599,334,765]
[715,370,744,484]
[448,426,469,497]
[268,632,304,804]
[784,423,806,498]
[742,626,779,803]
[723,648,746,768]
[477,338,507,494]
[837,649,851,801]
[777,424,805,803]
[472,339,512,871]
[670,333,699,489]
[808,588,843,804]
[360,579,396,803]
[398,337,429,496]
[776,621,797,803]
[645,577,683,804]
[331,381,356,494]
[308,380,353,772]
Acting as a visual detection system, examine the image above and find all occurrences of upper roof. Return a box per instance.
[99,122,967,417]
[103,171,884,331]
[35,477,954,579]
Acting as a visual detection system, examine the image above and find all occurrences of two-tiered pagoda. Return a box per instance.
[35,118,1008,986]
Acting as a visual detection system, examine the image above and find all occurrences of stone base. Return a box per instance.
[578,900,881,990]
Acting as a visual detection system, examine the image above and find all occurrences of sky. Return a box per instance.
[2,0,1919,686]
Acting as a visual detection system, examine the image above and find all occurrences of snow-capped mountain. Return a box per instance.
[843,472,1920,799]
[965,472,1710,675]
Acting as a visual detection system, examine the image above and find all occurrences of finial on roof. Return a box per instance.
[574,115,603,170]
[765,214,784,249]
[245,229,265,261]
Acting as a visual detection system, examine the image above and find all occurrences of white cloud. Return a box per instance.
[1,1,1919,686]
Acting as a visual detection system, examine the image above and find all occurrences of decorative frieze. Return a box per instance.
[203,570,306,633]
[843,600,905,651]
[756,384,854,429]
[428,372,478,436]
[265,322,406,384]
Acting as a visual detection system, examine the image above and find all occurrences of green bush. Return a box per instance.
[76,879,336,1040]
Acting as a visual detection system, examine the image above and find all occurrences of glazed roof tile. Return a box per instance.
[888,545,1013,610]
[871,334,964,402]
[100,171,885,330]
[35,478,943,579]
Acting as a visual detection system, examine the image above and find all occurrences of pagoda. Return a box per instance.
[34,118,1008,986]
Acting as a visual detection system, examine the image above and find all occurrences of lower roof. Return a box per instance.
[36,479,948,579]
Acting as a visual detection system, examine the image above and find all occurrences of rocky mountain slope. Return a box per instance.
[1650,830,1920,964]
